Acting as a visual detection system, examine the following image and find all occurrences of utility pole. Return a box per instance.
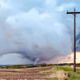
[67,9,80,72]
[57,60,58,70]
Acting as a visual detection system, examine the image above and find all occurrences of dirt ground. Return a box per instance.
[0,66,53,80]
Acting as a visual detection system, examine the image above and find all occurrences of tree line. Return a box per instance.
[0,63,54,69]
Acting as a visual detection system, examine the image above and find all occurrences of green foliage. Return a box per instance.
[59,63,71,66]
[56,66,80,72]
[0,66,4,68]
[46,64,53,66]
[40,66,80,73]
[40,63,53,67]
[26,65,40,68]
[44,78,58,80]
[67,72,80,80]
[40,66,80,80]
[0,63,53,69]
[40,63,47,67]
[59,63,80,67]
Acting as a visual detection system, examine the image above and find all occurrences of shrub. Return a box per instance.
[40,63,47,67]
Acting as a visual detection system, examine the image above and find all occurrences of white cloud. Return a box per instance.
[40,13,50,19]
[57,3,76,11]
[0,0,78,64]
[0,0,12,9]
[45,0,56,6]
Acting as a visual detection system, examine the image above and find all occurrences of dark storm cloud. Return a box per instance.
[0,0,79,64]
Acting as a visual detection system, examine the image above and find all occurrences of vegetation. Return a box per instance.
[1,63,80,80]
[1,63,80,69]
[0,63,54,69]
[40,66,80,80]
[59,63,80,67]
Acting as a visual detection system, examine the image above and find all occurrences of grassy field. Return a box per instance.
[40,66,80,80]
[0,66,80,80]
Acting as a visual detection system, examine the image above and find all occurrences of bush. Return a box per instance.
[67,72,80,80]
[40,63,47,67]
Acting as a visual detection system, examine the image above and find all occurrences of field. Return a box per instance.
[40,66,80,80]
[0,66,54,80]
[0,66,80,80]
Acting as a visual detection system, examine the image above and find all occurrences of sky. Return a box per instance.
[0,0,80,65]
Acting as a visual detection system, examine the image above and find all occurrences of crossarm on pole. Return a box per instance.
[67,11,80,14]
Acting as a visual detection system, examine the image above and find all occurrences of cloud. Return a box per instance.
[57,3,76,12]
[45,0,56,6]
[0,53,33,65]
[44,52,80,64]
[0,0,79,64]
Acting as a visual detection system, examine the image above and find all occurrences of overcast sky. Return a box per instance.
[0,0,80,65]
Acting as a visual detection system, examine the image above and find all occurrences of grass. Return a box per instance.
[40,66,80,73]
[40,66,80,80]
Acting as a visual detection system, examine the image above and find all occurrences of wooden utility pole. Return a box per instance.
[67,9,80,72]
